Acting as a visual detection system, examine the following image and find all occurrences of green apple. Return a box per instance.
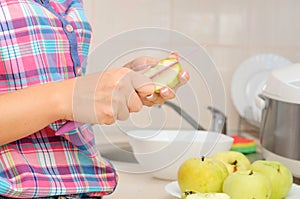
[144,57,182,93]
[223,170,271,199]
[212,151,251,174]
[251,160,293,199]
[177,157,228,193]
[182,191,230,199]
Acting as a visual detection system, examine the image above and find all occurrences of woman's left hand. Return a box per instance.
[124,52,190,106]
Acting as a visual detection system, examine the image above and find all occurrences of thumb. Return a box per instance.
[130,71,155,98]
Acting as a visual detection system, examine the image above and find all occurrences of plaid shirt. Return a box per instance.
[0,0,117,198]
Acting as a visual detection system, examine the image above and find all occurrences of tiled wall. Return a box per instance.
[83,0,300,135]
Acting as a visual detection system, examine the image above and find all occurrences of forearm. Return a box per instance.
[0,79,75,145]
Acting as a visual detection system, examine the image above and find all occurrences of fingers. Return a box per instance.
[125,56,159,72]
[179,70,190,85]
[141,86,175,107]
[167,52,179,59]
[131,52,189,106]
[105,90,141,123]
[173,70,190,90]
[117,88,144,120]
[115,94,130,121]
[113,69,153,121]
[159,87,175,100]
[142,70,189,106]
[129,70,164,106]
[143,68,189,105]
[74,60,188,127]
[136,56,159,69]
[130,70,156,98]
[127,92,143,112]
[143,93,164,106]
[90,54,189,125]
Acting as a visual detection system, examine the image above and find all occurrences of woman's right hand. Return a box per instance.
[0,67,154,144]
[67,67,155,125]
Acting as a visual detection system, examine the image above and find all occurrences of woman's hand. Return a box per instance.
[0,66,155,144]
[0,53,190,144]
[70,67,156,125]
[70,53,190,125]
[124,52,190,106]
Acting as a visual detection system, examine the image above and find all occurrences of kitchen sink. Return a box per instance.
[97,142,138,163]
[95,101,222,165]
[97,142,148,173]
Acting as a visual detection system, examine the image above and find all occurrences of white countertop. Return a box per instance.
[98,131,261,199]
[95,129,177,199]
[103,171,175,199]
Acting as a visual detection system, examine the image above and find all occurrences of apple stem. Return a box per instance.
[278,167,281,173]
[249,170,254,175]
[232,160,238,165]
[201,156,205,161]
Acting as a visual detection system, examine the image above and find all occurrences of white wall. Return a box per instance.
[82,0,300,136]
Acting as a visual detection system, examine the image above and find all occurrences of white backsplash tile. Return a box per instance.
[250,0,300,48]
[172,0,250,46]
[83,0,171,49]
[83,0,300,133]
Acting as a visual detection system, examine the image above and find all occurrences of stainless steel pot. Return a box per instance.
[259,95,300,160]
[256,64,300,177]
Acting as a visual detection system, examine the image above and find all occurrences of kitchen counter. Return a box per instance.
[98,130,300,198]
[103,171,175,199]
[103,152,264,199]
[100,132,264,199]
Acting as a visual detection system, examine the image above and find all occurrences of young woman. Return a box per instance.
[0,0,189,198]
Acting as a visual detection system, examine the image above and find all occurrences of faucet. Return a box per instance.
[207,106,227,134]
[163,101,227,134]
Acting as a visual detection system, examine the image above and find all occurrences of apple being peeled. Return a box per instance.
[223,170,271,199]
[212,151,251,174]
[251,160,293,199]
[144,57,182,93]
[177,157,228,193]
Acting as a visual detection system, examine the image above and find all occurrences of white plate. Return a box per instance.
[165,181,300,199]
[231,54,291,127]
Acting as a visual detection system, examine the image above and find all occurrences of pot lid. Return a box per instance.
[263,63,300,104]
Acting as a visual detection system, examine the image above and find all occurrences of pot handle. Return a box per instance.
[255,94,269,143]
[255,94,268,110]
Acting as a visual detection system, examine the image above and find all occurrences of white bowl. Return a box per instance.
[127,130,233,180]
